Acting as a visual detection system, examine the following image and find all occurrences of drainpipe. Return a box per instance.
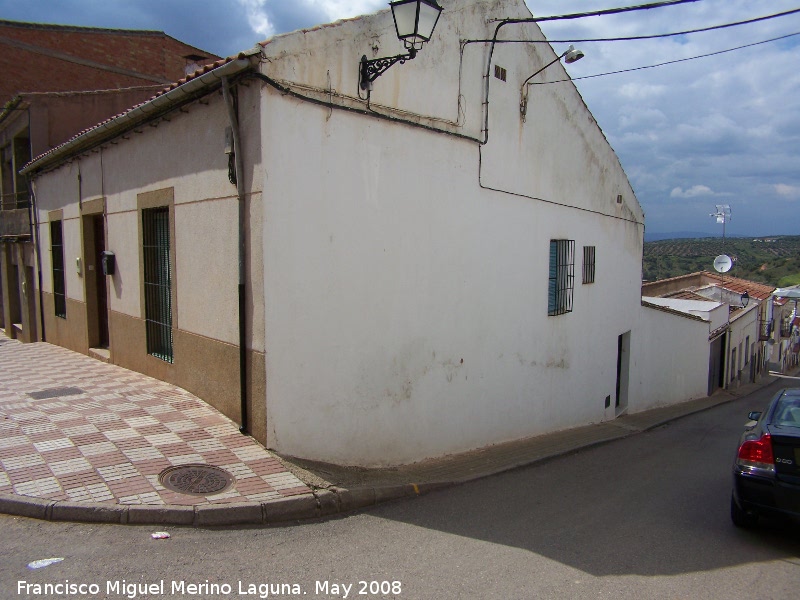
[221,76,248,435]
[29,180,45,342]
[25,106,45,342]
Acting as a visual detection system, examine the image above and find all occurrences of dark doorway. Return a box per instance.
[93,215,109,348]
[708,333,726,395]
[615,331,631,413]
[84,213,109,350]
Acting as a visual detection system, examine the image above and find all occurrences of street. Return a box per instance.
[2,381,799,600]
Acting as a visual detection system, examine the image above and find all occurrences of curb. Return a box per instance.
[0,376,782,527]
[0,485,423,527]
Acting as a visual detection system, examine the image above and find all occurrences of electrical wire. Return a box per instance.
[480,0,702,144]
[475,8,800,44]
[495,0,703,25]
[529,31,800,84]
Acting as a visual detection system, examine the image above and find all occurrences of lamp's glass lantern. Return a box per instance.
[391,0,443,51]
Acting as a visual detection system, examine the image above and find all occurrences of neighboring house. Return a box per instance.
[21,0,647,467]
[0,20,218,343]
[641,271,775,395]
[772,285,799,372]
[636,294,727,405]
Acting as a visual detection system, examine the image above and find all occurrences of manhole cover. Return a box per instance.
[158,464,235,496]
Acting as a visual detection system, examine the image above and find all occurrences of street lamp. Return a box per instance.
[359,0,443,91]
[741,291,749,308]
[520,45,584,122]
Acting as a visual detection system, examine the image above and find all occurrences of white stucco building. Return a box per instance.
[640,272,775,406]
[22,0,648,466]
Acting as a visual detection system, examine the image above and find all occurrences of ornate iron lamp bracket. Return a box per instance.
[360,48,417,90]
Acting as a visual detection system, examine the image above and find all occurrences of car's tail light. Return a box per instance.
[737,433,776,475]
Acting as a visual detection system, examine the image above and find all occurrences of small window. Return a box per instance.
[548,239,575,316]
[582,246,596,284]
[50,220,66,318]
[142,207,173,363]
[494,65,507,82]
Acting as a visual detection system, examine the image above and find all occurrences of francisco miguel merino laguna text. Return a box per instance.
[17,579,303,598]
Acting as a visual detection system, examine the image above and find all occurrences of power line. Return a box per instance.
[529,31,800,84]
[480,0,702,144]
[478,8,800,44]
[500,0,703,24]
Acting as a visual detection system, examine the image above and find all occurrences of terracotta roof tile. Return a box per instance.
[699,271,775,300]
[24,52,255,170]
[662,290,713,301]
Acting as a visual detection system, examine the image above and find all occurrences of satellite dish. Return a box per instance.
[713,254,732,273]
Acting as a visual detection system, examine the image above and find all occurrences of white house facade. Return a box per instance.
[23,0,646,467]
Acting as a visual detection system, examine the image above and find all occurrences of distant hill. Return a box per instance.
[643,235,800,287]
[644,231,717,242]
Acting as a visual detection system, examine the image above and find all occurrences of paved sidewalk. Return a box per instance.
[0,330,790,526]
[0,333,312,526]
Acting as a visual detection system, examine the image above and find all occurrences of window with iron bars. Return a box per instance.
[142,207,173,363]
[50,220,66,318]
[582,245,596,284]
[548,239,575,316]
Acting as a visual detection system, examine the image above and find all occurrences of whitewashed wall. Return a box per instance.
[630,304,711,413]
[260,0,645,465]
[32,87,265,352]
[727,305,759,384]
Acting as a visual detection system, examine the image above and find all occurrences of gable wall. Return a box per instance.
[257,0,646,465]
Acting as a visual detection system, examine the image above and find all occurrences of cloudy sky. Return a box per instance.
[3,0,799,236]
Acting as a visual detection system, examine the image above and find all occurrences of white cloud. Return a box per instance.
[670,185,730,199]
[308,0,385,21]
[775,184,800,199]
[617,82,667,100]
[236,0,275,38]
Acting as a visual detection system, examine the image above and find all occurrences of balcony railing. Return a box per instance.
[0,191,30,210]
[758,317,773,341]
[781,320,796,338]
[0,193,31,240]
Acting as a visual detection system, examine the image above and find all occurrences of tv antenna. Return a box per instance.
[710,204,731,242]
[710,204,732,278]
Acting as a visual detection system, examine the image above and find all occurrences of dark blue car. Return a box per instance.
[731,388,800,527]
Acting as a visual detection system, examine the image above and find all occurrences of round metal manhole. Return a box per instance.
[158,464,235,496]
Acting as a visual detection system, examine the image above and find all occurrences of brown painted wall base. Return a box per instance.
[42,294,89,354]
[40,292,267,446]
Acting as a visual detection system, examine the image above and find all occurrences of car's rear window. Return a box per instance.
[773,391,800,428]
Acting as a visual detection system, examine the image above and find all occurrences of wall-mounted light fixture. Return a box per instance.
[359,0,443,91]
[520,45,584,121]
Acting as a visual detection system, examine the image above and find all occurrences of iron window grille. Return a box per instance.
[582,245,596,284]
[548,239,575,316]
[50,220,66,318]
[142,207,173,363]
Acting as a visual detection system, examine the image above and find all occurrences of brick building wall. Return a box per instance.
[0,20,220,103]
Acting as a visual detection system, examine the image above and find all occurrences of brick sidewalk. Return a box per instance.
[0,333,310,508]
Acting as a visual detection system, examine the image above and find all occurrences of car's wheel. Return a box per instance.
[731,494,758,528]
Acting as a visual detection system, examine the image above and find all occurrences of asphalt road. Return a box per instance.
[3,382,799,600]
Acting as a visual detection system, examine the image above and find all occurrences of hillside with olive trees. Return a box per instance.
[643,235,800,287]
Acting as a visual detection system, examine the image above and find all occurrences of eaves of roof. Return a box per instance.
[0,19,164,36]
[641,300,706,323]
[0,95,25,127]
[1,86,166,128]
[21,47,261,177]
